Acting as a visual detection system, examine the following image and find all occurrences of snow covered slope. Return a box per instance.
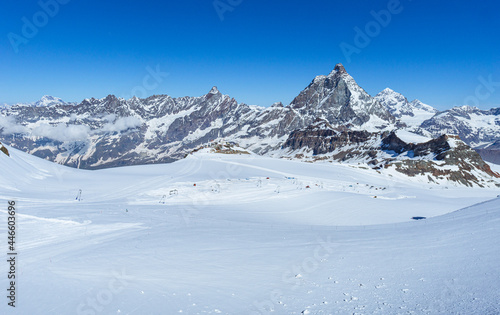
[1,145,499,314]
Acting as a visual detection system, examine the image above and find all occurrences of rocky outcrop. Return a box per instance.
[385,135,500,187]
[282,119,378,159]
[189,141,251,156]
[281,121,500,187]
[0,142,9,157]
[381,133,451,159]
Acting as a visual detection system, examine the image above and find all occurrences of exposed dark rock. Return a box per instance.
[281,121,499,187]
[283,119,376,156]
[0,143,9,156]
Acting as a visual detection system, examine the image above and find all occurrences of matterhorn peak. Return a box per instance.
[327,63,348,77]
[333,63,346,74]
[209,86,220,95]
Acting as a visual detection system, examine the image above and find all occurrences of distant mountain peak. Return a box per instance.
[326,63,347,77]
[41,95,59,101]
[375,88,437,127]
[334,63,346,74]
[380,87,397,94]
[33,95,74,107]
[209,86,220,95]
[104,94,119,101]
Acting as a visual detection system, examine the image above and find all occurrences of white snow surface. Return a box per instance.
[1,146,499,314]
[395,129,433,143]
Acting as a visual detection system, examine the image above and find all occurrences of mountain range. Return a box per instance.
[1,64,499,186]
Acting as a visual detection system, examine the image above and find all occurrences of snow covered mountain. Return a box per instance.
[1,64,499,174]
[0,88,253,168]
[375,88,438,127]
[418,105,500,147]
[0,141,9,156]
[368,88,500,165]
[33,95,75,107]
[4,95,76,107]
[0,64,399,169]
[289,64,396,130]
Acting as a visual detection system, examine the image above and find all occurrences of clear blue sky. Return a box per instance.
[1,0,499,110]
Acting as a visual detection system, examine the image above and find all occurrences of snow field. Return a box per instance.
[0,146,499,314]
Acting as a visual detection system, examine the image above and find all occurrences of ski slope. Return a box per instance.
[1,146,499,314]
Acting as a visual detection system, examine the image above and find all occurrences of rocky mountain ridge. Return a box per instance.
[280,120,499,187]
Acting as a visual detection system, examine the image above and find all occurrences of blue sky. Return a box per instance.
[1,0,499,110]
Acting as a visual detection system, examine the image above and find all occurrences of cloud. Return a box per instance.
[99,116,142,133]
[0,115,29,134]
[1,114,142,143]
[103,114,116,122]
[1,115,90,141]
[31,123,91,142]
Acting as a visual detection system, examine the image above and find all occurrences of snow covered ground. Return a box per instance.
[1,146,499,314]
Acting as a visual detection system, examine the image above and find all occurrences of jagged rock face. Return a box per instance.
[381,133,451,159]
[0,142,9,156]
[386,136,500,187]
[290,64,396,128]
[282,119,378,158]
[374,90,500,164]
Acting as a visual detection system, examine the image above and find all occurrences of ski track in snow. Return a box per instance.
[0,146,499,314]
